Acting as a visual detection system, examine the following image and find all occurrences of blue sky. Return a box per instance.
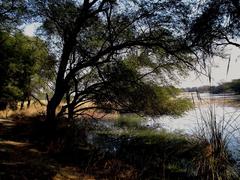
[23,24,240,88]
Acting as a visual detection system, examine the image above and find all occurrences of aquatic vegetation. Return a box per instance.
[115,114,143,129]
[94,114,197,178]
[94,110,240,179]
[192,106,240,179]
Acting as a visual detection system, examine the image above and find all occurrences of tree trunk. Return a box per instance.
[66,91,74,120]
[46,101,58,128]
[20,100,24,110]
[68,105,74,120]
[27,97,31,108]
[46,86,66,127]
[47,97,60,122]
[46,93,64,139]
[46,30,76,126]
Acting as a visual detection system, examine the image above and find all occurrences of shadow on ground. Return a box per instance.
[0,117,137,180]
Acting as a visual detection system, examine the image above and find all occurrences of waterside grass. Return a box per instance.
[94,112,240,179]
[192,106,240,179]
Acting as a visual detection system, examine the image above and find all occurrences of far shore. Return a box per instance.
[180,92,240,107]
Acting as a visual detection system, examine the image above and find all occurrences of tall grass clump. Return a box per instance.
[192,105,239,179]
[115,114,143,129]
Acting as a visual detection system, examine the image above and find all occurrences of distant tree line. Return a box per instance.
[183,79,240,94]
[183,86,211,93]
[211,79,240,94]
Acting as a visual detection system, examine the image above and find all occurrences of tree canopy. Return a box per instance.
[0,0,30,31]
[189,0,240,53]
[27,0,200,121]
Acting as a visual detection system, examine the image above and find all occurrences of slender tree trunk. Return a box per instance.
[68,105,74,120]
[66,91,74,120]
[20,100,24,110]
[46,91,64,140]
[27,97,31,108]
[46,101,58,127]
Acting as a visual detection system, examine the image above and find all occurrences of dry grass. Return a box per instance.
[71,101,119,120]
[0,101,47,119]
[81,109,119,121]
[0,140,30,147]
[0,100,119,121]
[53,166,95,180]
[193,98,237,107]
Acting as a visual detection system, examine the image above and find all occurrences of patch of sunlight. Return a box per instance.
[1,162,25,166]
[0,119,15,127]
[28,148,45,155]
[0,101,46,119]
[0,119,14,123]
[53,166,95,180]
[0,140,30,147]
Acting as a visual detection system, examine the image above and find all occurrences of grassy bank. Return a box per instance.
[93,114,239,179]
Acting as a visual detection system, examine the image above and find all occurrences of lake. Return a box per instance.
[144,93,240,133]
[143,92,240,161]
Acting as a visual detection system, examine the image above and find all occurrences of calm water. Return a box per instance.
[143,93,239,129]
[143,93,240,160]
[145,106,240,134]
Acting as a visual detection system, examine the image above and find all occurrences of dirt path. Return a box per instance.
[0,118,96,180]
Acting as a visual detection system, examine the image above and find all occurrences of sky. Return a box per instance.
[23,24,240,88]
[23,23,40,37]
[180,46,240,88]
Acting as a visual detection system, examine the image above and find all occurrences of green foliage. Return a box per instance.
[99,128,188,145]
[95,109,239,178]
[93,61,192,116]
[115,114,143,129]
[101,114,189,144]
[229,79,240,94]
[96,124,197,178]
[189,0,240,54]
[0,31,55,103]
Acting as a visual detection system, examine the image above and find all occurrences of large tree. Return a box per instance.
[30,0,202,125]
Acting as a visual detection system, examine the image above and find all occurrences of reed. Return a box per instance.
[192,105,240,179]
